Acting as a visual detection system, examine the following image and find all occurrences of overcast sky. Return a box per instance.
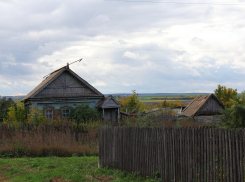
[1,0,245,96]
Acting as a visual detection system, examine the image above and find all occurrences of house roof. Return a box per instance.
[180,94,224,117]
[23,66,103,100]
[96,95,121,108]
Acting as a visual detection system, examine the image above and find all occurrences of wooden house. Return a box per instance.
[23,64,121,123]
[180,94,225,122]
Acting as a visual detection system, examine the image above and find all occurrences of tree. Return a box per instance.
[27,106,47,124]
[214,85,237,108]
[219,101,245,128]
[0,97,16,122]
[68,103,102,124]
[4,99,27,123]
[118,90,146,113]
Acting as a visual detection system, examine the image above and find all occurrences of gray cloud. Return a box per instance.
[1,0,245,95]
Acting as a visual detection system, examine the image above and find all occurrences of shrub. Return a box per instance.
[68,103,102,124]
[219,102,245,128]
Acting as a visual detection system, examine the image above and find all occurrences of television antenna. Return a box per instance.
[67,58,83,67]
[43,58,83,79]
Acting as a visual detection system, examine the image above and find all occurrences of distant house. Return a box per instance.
[23,64,121,123]
[180,94,225,122]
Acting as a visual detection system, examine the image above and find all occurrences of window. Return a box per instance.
[62,109,70,118]
[45,110,53,120]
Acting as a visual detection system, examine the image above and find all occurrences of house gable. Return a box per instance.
[196,95,224,116]
[33,70,102,98]
[181,94,224,117]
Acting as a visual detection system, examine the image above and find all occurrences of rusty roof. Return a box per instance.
[180,94,224,117]
[23,66,103,100]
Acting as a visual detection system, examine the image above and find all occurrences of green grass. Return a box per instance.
[0,157,162,182]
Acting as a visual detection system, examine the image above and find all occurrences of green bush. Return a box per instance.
[68,103,102,124]
[219,102,245,128]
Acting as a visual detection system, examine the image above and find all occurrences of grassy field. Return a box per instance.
[0,157,161,182]
[138,93,210,105]
[139,99,189,103]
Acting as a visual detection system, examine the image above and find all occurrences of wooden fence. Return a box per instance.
[99,126,245,181]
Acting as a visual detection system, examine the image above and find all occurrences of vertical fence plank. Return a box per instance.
[240,129,244,182]
[184,128,187,182]
[225,129,230,182]
[228,129,233,182]
[232,129,237,182]
[209,128,213,182]
[220,129,223,182]
[172,128,176,182]
[164,127,167,181]
[203,127,207,182]
[235,129,240,182]
[222,129,226,182]
[197,127,200,182]
[180,128,183,182]
[201,127,204,182]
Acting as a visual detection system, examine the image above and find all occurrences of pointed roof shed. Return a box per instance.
[180,94,225,117]
[23,66,103,101]
[96,95,121,108]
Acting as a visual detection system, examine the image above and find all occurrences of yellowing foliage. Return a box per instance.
[215,85,237,108]
[118,90,147,113]
[27,106,47,123]
[158,99,185,108]
[4,99,26,123]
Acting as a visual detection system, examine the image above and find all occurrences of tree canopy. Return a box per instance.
[214,85,237,108]
[0,97,16,122]
[118,90,146,113]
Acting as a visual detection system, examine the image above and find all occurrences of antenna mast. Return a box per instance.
[67,58,83,68]
[43,58,83,79]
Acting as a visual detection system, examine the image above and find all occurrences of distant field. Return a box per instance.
[137,93,208,105]
[139,99,189,103]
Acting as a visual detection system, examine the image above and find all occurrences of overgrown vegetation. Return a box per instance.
[4,99,27,123]
[118,90,147,113]
[215,84,237,108]
[0,96,16,122]
[218,92,245,128]
[0,123,105,158]
[118,90,185,115]
[68,103,102,124]
[213,85,245,128]
[0,157,162,182]
[123,113,212,128]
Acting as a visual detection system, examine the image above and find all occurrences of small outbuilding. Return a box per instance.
[96,95,121,124]
[180,94,225,122]
[23,64,121,123]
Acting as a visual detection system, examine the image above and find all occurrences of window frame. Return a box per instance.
[62,109,70,119]
[45,109,53,120]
